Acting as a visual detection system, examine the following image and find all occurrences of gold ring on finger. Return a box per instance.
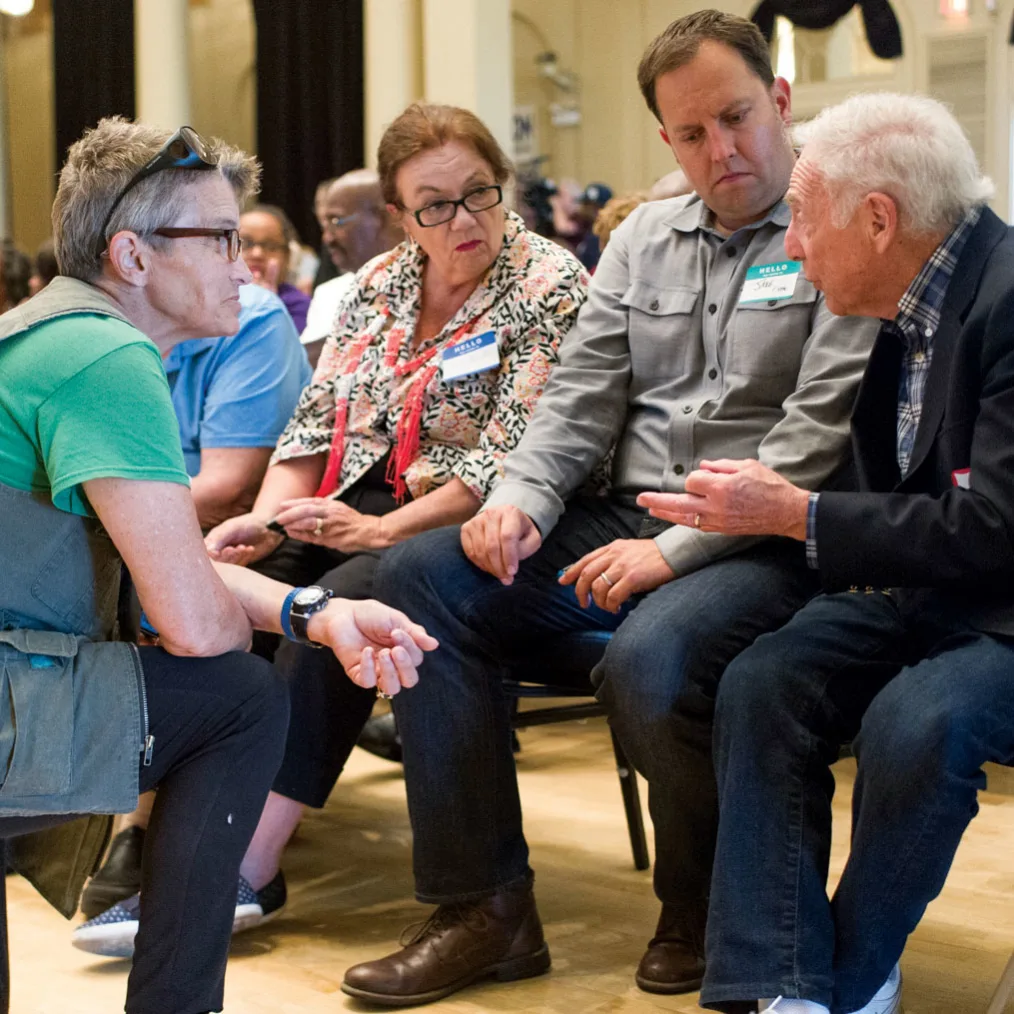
[693,513,702,529]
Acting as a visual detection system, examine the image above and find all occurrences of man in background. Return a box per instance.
[300,168,403,367]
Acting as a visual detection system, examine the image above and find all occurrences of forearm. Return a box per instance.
[251,455,326,518]
[212,561,295,633]
[757,312,878,490]
[378,477,481,546]
[211,561,361,646]
[190,473,257,530]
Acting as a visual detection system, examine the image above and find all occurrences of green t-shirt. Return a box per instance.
[0,312,189,516]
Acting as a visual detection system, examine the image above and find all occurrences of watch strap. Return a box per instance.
[280,587,302,643]
[287,585,335,646]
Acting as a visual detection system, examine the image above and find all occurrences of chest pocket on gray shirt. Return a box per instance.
[728,286,817,379]
[622,281,699,379]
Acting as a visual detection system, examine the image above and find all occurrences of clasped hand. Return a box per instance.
[271,497,390,552]
[460,505,675,611]
[205,500,390,566]
[636,459,810,540]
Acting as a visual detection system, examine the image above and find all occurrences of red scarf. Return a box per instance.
[315,308,488,503]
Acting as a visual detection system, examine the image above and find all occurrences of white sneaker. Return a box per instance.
[72,871,287,958]
[761,998,829,1014]
[851,965,902,1014]
[760,966,901,1014]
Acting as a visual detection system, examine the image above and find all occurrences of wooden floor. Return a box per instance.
[8,714,1014,1013]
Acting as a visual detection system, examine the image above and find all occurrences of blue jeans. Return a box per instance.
[374,497,815,906]
[701,590,1014,1013]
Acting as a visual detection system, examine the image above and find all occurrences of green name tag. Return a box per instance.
[739,261,801,303]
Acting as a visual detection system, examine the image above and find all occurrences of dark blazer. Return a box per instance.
[816,207,1014,636]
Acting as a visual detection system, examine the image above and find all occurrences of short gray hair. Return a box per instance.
[53,116,261,281]
[795,92,994,234]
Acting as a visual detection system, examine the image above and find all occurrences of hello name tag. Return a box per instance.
[739,261,801,303]
[441,330,500,382]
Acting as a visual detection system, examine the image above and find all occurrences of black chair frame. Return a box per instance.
[505,679,650,871]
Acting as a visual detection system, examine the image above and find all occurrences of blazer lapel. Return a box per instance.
[904,209,1007,478]
[852,326,903,491]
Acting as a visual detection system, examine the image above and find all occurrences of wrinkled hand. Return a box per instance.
[307,599,439,696]
[274,497,389,553]
[460,505,542,585]
[205,512,283,566]
[637,459,810,539]
[560,538,675,613]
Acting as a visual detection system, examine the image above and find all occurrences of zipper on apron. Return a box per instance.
[128,643,154,767]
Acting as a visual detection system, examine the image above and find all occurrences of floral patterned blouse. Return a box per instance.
[271,211,589,502]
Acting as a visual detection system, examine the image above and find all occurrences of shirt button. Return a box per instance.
[649,299,659,311]
[708,368,718,380]
[726,247,737,258]
[682,405,693,414]
[673,464,685,475]
[708,303,717,315]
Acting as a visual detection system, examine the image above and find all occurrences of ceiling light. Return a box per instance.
[0,0,35,15]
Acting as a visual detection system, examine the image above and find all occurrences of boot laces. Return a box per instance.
[401,902,491,947]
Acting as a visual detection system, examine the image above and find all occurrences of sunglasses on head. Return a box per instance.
[98,125,218,256]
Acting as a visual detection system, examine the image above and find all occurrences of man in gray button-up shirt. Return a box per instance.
[355,11,879,1008]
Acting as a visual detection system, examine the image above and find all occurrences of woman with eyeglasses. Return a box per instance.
[194,102,589,923]
[238,204,312,333]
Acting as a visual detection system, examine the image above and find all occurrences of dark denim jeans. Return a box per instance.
[374,497,815,906]
[128,648,289,1014]
[701,590,1014,1014]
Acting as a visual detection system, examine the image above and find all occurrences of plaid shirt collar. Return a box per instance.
[891,205,981,349]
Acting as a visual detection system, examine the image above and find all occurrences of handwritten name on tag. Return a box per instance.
[739,261,802,304]
[441,330,500,382]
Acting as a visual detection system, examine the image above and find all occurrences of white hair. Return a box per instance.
[793,92,994,234]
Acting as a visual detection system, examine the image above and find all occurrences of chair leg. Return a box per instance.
[987,952,1014,1014]
[0,840,9,1014]
[609,728,650,871]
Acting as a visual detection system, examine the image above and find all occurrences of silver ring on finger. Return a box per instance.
[693,513,702,529]
[598,571,615,587]
[314,517,324,537]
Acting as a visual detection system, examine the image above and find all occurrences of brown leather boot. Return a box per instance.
[341,881,551,1006]
[635,902,706,994]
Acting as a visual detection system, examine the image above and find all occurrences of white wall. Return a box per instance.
[507,0,1014,220]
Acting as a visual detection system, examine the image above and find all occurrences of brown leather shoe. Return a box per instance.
[634,902,706,994]
[341,881,551,1006]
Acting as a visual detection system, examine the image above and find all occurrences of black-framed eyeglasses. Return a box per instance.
[407,185,503,228]
[98,126,218,254]
[151,227,241,262]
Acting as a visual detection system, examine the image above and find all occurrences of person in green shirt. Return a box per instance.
[0,116,436,1014]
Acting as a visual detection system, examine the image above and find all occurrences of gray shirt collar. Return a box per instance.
[662,192,791,236]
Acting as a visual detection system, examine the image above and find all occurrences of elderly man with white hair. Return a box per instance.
[639,91,1014,1013]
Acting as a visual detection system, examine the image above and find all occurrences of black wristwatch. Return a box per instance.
[281,585,334,647]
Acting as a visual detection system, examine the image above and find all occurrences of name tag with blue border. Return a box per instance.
[441,330,500,382]
[739,261,801,303]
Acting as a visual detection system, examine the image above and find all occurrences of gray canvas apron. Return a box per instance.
[0,278,150,912]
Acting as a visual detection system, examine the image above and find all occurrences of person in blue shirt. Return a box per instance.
[163,282,312,529]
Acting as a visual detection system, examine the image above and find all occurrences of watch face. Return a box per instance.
[294,587,323,607]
